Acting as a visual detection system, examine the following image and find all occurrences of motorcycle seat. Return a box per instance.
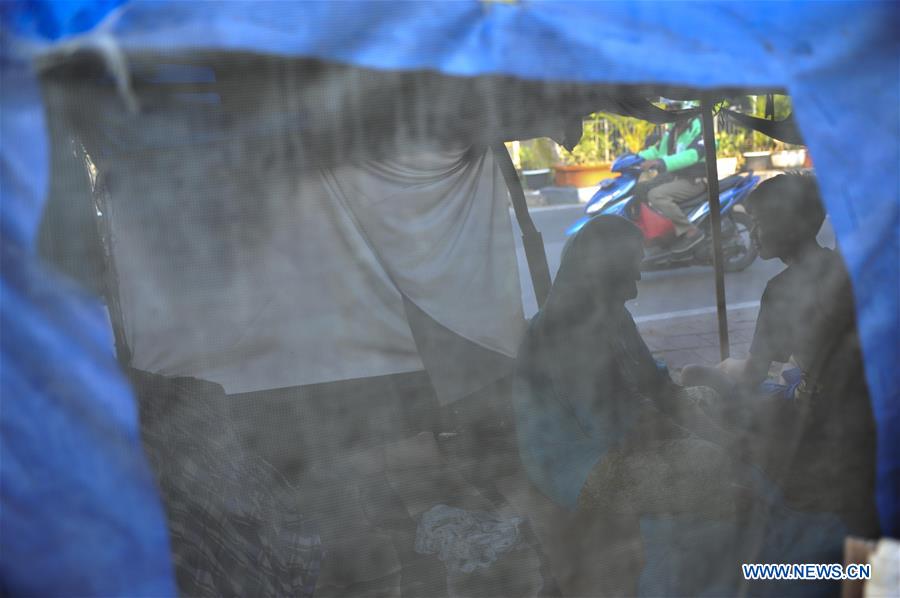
[678,174,744,208]
[716,173,744,192]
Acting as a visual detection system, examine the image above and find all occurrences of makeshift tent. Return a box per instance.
[32,52,753,402]
[2,1,898,594]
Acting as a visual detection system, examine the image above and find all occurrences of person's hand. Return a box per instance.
[640,159,663,171]
[717,357,748,380]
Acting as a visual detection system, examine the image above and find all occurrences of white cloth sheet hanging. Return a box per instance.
[109,141,525,396]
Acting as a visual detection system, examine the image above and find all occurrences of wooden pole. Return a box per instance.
[492,144,552,308]
[700,95,730,360]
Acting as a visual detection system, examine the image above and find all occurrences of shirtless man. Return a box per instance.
[682,173,878,535]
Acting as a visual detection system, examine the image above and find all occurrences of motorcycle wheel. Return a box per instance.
[723,212,758,272]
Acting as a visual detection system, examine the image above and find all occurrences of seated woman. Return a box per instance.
[512,216,756,595]
[512,215,852,597]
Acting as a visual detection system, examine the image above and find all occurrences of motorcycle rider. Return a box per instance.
[637,103,707,252]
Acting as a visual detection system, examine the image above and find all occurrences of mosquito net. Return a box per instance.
[2,1,898,596]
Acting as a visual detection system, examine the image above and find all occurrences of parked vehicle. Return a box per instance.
[566,154,760,272]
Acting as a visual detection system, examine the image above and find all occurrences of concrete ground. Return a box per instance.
[636,304,758,372]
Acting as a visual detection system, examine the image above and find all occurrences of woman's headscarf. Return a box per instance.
[526,215,665,400]
[513,216,669,507]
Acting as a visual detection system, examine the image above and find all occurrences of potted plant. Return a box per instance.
[553,116,617,187]
[554,113,662,187]
[517,139,555,189]
[743,150,773,171]
[715,130,747,176]
[770,141,807,169]
[553,161,612,189]
[740,114,779,171]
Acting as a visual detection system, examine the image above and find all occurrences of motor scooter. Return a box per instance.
[566,154,760,271]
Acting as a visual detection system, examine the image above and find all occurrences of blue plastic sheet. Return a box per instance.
[0,44,175,595]
[0,245,177,597]
[2,0,897,539]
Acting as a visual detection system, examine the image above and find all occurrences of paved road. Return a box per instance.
[510,204,835,319]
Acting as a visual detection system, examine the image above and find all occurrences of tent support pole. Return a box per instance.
[492,144,552,308]
[700,95,730,360]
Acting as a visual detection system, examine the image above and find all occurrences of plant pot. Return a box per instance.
[770,149,807,169]
[521,168,553,190]
[716,157,739,177]
[553,163,613,188]
[742,151,772,172]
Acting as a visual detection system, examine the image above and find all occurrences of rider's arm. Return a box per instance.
[661,147,700,173]
[638,139,663,161]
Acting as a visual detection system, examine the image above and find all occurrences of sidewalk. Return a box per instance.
[636,305,759,374]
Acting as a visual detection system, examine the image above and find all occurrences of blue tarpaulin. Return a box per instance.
[0,42,175,595]
[2,0,898,588]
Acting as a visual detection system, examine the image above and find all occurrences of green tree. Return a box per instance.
[560,112,657,165]
[715,129,750,157]
[746,95,795,150]
[601,113,657,154]
[559,118,610,165]
[517,138,557,170]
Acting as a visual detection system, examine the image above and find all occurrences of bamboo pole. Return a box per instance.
[492,144,552,308]
[700,95,730,360]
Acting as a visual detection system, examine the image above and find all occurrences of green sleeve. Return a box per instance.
[638,142,661,160]
[662,148,700,172]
